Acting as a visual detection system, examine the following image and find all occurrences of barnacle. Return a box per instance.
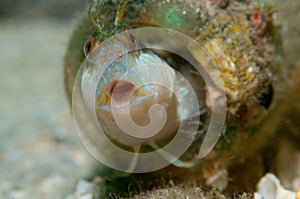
[64,0,287,197]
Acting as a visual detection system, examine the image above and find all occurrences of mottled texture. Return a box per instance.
[63,0,289,198]
[0,0,299,198]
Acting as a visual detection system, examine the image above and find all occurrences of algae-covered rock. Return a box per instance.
[63,0,291,197]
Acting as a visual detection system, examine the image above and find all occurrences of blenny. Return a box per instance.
[65,0,286,188]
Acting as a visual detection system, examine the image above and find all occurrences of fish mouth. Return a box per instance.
[106,80,136,108]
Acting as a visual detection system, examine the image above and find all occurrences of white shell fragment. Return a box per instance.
[254,173,296,199]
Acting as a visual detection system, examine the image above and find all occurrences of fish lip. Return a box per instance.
[106,80,135,107]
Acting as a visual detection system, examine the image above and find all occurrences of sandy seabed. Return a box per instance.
[0,19,95,199]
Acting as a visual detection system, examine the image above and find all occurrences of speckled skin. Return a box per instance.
[64,0,285,197]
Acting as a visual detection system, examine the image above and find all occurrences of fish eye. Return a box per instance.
[84,36,97,57]
[84,40,91,56]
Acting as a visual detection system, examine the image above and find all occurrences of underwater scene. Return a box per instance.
[0,0,299,198]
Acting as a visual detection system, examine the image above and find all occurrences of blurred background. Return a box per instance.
[0,1,99,198]
[0,0,299,199]
[0,0,85,19]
